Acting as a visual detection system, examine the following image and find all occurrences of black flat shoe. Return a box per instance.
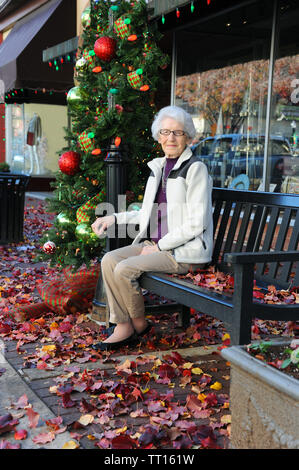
[102,324,116,336]
[136,321,153,337]
[91,333,137,351]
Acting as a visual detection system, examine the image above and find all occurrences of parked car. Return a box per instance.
[192,133,293,191]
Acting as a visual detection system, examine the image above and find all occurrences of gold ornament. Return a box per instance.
[57,212,74,228]
[75,223,98,242]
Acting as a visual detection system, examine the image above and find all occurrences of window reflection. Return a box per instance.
[175,0,299,193]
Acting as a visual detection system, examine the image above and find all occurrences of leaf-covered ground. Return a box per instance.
[0,197,298,449]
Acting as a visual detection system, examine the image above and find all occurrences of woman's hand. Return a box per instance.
[140,244,160,256]
[91,215,115,237]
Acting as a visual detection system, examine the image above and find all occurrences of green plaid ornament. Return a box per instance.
[82,49,95,67]
[78,129,95,153]
[76,193,102,223]
[114,16,131,39]
[127,70,143,90]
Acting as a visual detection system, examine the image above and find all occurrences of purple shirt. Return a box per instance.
[150,157,179,243]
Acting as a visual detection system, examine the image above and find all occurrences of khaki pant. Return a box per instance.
[101,241,196,324]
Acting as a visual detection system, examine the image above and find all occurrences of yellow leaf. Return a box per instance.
[222,333,230,341]
[154,358,162,367]
[41,345,56,353]
[197,393,206,402]
[221,414,231,424]
[78,414,94,426]
[62,440,80,449]
[210,381,222,390]
[182,362,193,369]
[191,367,204,375]
[116,425,127,434]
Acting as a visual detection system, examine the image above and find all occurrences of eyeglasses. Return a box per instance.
[159,129,186,136]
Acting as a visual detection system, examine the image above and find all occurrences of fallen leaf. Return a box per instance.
[210,381,222,391]
[0,439,21,449]
[32,431,56,445]
[111,434,138,449]
[14,429,28,440]
[62,440,80,449]
[26,407,40,429]
[78,414,94,426]
[191,367,204,375]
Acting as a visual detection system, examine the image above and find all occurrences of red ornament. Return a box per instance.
[58,151,81,175]
[94,37,117,62]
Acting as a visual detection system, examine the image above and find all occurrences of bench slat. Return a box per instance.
[255,206,279,277]
[279,209,299,285]
[267,207,292,280]
[213,200,232,265]
[222,202,242,260]
[246,204,265,252]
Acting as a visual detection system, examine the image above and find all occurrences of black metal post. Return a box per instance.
[104,142,126,252]
[91,141,126,325]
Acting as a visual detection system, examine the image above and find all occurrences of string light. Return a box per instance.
[4,87,69,101]
[160,0,215,23]
[47,52,76,68]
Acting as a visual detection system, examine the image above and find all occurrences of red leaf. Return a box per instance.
[111,435,138,449]
[26,407,40,429]
[0,439,21,449]
[13,394,29,409]
[205,393,218,407]
[158,364,176,379]
[0,414,19,435]
[186,395,204,418]
[14,429,27,440]
[32,431,56,445]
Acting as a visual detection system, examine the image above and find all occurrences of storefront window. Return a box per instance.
[271,0,299,194]
[5,102,68,176]
[5,104,26,174]
[174,0,298,192]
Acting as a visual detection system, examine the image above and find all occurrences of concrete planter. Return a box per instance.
[221,341,299,449]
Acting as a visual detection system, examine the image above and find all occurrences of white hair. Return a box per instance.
[151,105,196,141]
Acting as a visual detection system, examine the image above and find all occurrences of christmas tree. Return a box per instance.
[38,0,168,271]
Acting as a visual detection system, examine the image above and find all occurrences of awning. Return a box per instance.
[0,0,74,95]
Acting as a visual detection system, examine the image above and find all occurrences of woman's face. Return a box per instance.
[158,117,190,158]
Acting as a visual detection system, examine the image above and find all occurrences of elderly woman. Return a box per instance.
[91,105,213,350]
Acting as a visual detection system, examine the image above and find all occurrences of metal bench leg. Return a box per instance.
[178,305,191,328]
[230,263,254,345]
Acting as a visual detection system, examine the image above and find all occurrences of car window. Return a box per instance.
[215,138,233,153]
[238,137,265,156]
[271,140,291,156]
[195,139,214,155]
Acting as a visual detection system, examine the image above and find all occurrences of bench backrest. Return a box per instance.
[212,188,299,289]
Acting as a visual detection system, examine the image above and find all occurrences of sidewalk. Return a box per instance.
[0,334,230,449]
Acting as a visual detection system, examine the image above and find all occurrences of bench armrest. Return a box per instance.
[224,250,299,264]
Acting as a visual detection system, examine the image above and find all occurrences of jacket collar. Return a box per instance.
[147,146,193,174]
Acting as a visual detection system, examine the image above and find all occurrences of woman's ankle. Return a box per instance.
[132,317,148,334]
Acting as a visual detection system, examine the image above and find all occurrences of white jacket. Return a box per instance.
[114,146,213,264]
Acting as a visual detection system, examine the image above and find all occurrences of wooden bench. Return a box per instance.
[139,188,299,345]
